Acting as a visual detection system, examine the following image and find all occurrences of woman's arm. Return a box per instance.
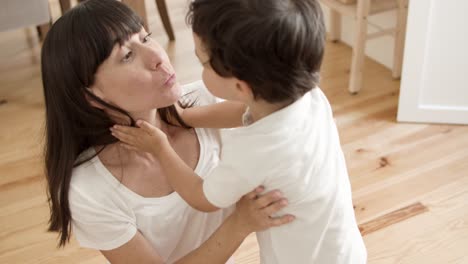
[176,101,247,128]
[100,188,294,264]
[101,231,164,264]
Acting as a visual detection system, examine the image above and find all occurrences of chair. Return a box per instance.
[59,0,175,41]
[320,0,409,94]
[0,0,52,41]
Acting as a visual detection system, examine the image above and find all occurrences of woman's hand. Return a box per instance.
[111,120,169,156]
[232,186,295,237]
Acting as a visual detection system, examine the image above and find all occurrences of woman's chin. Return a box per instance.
[169,82,183,101]
[158,86,183,108]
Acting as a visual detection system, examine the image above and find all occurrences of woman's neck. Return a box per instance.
[100,108,169,166]
[130,109,159,126]
[129,109,171,135]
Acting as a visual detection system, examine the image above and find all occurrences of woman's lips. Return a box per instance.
[164,74,176,87]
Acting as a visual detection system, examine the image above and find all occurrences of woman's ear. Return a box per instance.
[84,86,106,109]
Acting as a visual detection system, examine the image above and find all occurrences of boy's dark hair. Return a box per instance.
[187,0,326,103]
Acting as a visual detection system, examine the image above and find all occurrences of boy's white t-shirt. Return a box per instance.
[203,88,367,264]
[69,81,234,264]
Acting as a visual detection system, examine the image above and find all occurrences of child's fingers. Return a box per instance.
[120,142,139,152]
[136,120,154,131]
[112,125,138,136]
[111,129,135,144]
[137,120,159,134]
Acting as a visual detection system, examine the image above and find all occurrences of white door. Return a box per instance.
[397,0,468,125]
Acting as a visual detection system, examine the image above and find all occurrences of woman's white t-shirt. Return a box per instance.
[69,81,234,263]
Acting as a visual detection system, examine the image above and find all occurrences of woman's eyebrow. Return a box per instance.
[113,36,125,46]
[115,38,133,51]
[114,33,135,47]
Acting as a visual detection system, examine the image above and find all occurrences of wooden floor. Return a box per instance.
[1,0,467,263]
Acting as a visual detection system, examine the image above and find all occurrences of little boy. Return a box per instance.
[112,0,367,263]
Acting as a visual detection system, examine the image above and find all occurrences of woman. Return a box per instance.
[41,0,293,263]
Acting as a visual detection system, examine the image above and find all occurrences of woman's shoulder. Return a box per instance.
[71,150,103,187]
[69,153,137,251]
[69,151,133,226]
[69,150,118,205]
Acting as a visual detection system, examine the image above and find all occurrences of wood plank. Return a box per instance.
[358,202,429,236]
[364,177,468,263]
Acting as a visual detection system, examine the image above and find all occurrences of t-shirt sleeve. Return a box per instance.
[69,185,137,251]
[202,137,264,208]
[203,162,258,208]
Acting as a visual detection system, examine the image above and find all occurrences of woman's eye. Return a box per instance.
[122,51,133,62]
[143,32,153,43]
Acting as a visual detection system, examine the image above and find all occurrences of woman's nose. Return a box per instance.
[143,46,164,71]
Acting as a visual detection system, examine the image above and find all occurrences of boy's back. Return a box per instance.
[188,0,367,262]
[203,88,367,263]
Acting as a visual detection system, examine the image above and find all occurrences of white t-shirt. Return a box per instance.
[203,88,367,264]
[69,81,234,264]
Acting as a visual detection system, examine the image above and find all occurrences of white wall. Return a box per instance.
[320,3,397,69]
[416,1,468,108]
[397,0,468,125]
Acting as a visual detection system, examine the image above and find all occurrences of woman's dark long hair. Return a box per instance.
[41,0,189,247]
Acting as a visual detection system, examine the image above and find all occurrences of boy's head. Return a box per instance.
[187,0,326,104]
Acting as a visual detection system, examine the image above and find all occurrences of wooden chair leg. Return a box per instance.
[349,0,371,94]
[392,0,408,79]
[37,21,51,42]
[156,0,175,41]
[59,0,72,14]
[123,0,149,29]
[330,9,341,42]
[59,0,88,14]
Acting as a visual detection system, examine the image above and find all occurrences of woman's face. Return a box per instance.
[90,28,181,113]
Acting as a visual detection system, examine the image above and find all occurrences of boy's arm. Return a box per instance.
[177,101,247,128]
[111,122,219,212]
[157,138,219,212]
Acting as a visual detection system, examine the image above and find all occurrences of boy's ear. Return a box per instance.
[235,80,255,102]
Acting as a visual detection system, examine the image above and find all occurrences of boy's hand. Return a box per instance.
[110,120,169,156]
